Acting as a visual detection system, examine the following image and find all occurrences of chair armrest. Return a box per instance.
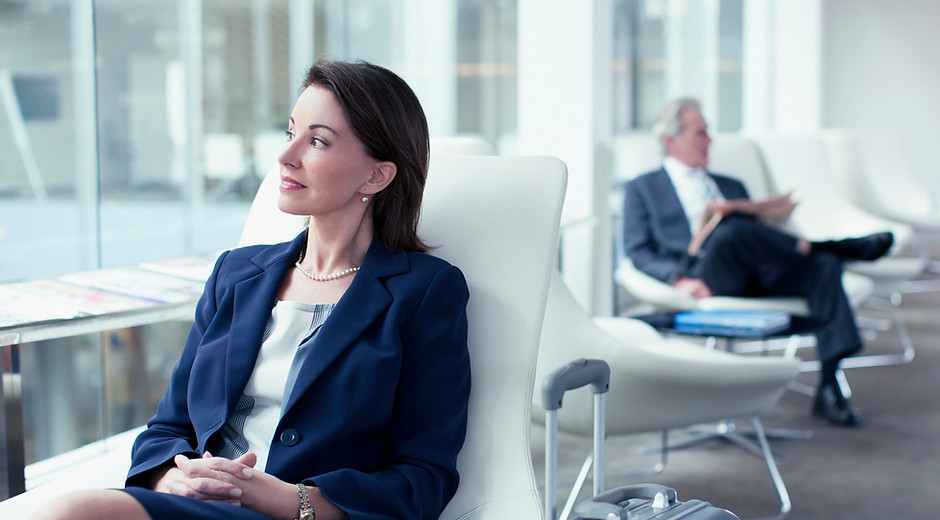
[614,262,696,311]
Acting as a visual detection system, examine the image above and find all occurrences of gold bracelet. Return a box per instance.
[296,482,316,520]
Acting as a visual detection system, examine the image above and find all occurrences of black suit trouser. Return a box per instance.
[691,216,862,363]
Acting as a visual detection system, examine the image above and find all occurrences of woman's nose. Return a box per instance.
[278,141,297,167]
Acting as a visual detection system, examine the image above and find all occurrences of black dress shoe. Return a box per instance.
[813,232,894,261]
[812,384,861,427]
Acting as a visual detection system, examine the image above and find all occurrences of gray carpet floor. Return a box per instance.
[535,272,940,520]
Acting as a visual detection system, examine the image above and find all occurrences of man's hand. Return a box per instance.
[672,277,713,299]
[708,192,795,218]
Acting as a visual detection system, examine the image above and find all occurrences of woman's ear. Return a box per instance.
[362,161,397,195]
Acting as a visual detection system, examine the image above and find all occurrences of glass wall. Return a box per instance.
[1,0,519,476]
[1,0,519,285]
[612,0,744,133]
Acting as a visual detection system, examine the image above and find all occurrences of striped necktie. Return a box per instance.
[690,169,719,202]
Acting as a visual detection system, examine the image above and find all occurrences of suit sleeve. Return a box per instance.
[124,251,229,487]
[621,179,688,283]
[312,265,471,520]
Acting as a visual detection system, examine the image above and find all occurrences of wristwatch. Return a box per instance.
[296,482,316,520]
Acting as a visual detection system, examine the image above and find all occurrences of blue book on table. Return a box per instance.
[673,310,791,337]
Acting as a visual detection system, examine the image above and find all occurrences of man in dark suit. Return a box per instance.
[622,98,893,427]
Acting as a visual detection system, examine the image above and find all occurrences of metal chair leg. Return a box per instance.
[800,291,915,376]
[751,415,792,518]
[638,417,792,519]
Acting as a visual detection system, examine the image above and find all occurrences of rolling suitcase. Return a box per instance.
[541,359,739,520]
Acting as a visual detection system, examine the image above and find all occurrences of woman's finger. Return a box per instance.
[165,471,244,501]
[198,452,255,480]
[165,457,245,501]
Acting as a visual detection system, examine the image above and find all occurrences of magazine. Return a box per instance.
[59,268,205,304]
[138,251,221,282]
[0,280,157,327]
[688,193,797,256]
[673,309,791,338]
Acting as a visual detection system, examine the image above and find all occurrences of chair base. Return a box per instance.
[640,419,811,464]
[562,418,794,520]
[901,277,940,294]
[924,258,940,275]
[637,417,793,519]
[800,292,916,376]
[735,292,916,381]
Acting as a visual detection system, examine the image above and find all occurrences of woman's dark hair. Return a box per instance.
[302,59,430,253]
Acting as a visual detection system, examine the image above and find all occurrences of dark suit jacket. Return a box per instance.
[622,168,749,283]
[126,230,471,520]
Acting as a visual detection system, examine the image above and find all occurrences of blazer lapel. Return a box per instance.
[223,232,306,414]
[282,240,409,411]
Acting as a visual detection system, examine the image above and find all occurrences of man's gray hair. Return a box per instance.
[652,97,701,155]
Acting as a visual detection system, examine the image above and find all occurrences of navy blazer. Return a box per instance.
[622,168,749,283]
[126,230,471,520]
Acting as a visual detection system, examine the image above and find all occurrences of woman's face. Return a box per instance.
[277,85,380,218]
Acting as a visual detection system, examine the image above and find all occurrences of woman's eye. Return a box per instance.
[285,130,295,142]
[311,137,327,148]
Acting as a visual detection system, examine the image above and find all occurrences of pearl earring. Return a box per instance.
[362,195,369,203]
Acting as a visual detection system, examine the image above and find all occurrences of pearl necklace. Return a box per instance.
[295,261,360,282]
[294,250,360,282]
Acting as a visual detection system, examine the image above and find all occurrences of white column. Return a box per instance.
[288,0,315,100]
[252,0,272,125]
[179,0,203,253]
[517,0,614,315]
[71,0,99,269]
[663,0,721,123]
[742,0,774,130]
[743,0,822,131]
[401,0,458,136]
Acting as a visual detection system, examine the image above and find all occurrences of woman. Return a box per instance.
[31,60,471,520]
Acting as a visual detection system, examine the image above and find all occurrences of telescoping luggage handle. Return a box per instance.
[573,484,678,520]
[542,358,610,520]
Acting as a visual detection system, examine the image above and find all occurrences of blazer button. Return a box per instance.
[279,428,301,446]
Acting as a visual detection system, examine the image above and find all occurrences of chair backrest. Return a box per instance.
[709,134,775,200]
[239,156,568,520]
[430,135,495,157]
[748,133,912,246]
[612,132,776,197]
[821,129,936,222]
[430,156,565,520]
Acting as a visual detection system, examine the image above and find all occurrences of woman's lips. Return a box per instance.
[279,175,306,191]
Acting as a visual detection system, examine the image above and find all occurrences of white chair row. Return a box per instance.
[611,131,921,370]
[749,133,921,368]
[821,130,940,282]
[428,139,799,516]
[820,130,940,238]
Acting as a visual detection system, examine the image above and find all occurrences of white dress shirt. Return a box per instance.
[663,156,725,234]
